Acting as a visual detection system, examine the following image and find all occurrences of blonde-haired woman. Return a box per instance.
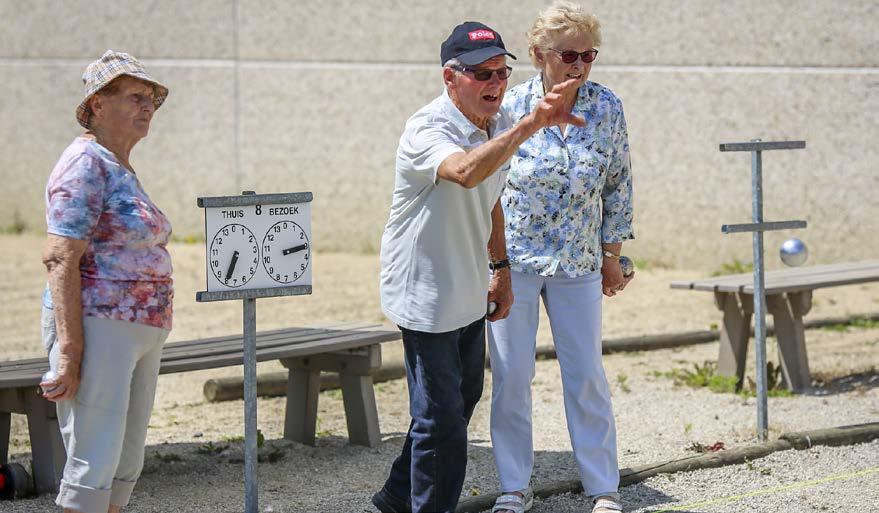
[488,3,633,513]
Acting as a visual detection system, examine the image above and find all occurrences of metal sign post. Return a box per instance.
[196,191,313,513]
[719,139,806,441]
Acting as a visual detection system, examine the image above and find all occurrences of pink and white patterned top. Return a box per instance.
[44,137,173,330]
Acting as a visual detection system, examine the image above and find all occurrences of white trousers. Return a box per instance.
[42,308,169,513]
[487,270,619,497]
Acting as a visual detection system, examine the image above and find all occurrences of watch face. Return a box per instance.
[209,224,259,288]
[261,221,311,283]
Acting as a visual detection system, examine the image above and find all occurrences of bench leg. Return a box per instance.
[767,291,812,392]
[340,374,381,448]
[283,368,320,446]
[715,292,753,386]
[24,394,65,494]
[0,411,9,465]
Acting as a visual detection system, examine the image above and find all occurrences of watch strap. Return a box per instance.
[489,258,511,271]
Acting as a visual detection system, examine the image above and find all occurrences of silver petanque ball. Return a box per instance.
[487,302,497,315]
[619,256,634,277]
[39,370,59,395]
[780,238,809,267]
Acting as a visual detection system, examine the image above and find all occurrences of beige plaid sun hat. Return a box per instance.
[76,49,169,129]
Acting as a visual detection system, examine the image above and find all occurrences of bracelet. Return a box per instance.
[489,258,511,271]
[602,250,620,260]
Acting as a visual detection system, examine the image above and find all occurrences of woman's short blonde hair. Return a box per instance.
[527,1,602,68]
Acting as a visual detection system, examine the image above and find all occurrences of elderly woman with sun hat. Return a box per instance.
[487,2,634,513]
[40,50,173,513]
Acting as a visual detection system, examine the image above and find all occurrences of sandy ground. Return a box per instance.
[2,233,878,512]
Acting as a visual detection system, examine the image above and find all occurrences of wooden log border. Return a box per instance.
[456,422,879,512]
[203,312,879,402]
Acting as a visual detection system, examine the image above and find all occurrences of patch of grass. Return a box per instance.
[821,316,879,333]
[683,422,693,436]
[616,373,631,393]
[262,446,286,463]
[220,430,264,447]
[326,388,343,400]
[1,210,28,235]
[711,259,753,277]
[315,419,334,438]
[658,360,792,397]
[170,233,205,244]
[853,317,879,329]
[631,258,650,271]
[195,441,228,455]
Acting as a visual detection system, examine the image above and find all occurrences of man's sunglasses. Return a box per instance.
[549,48,599,64]
[453,65,513,81]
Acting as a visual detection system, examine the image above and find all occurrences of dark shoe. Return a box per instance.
[371,488,411,513]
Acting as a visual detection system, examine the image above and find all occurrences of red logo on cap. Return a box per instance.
[468,30,496,41]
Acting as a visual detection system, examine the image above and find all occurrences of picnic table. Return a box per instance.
[0,322,401,494]
[671,260,879,392]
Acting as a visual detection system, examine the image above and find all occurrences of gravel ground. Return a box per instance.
[3,233,878,512]
[526,439,879,512]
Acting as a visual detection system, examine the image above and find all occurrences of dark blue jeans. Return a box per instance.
[381,317,486,513]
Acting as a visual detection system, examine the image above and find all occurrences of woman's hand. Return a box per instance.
[487,268,513,321]
[42,234,88,401]
[42,357,81,402]
[601,259,634,297]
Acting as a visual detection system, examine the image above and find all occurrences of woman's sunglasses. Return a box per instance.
[549,48,599,64]
[453,65,513,82]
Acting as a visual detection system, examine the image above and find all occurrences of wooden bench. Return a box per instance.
[0,322,401,494]
[671,260,879,392]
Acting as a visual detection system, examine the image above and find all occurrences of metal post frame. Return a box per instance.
[243,297,258,513]
[750,143,769,441]
[719,139,806,441]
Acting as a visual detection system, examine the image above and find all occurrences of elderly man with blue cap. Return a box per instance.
[373,21,584,513]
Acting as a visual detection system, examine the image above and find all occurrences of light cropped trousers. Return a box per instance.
[487,270,619,498]
[42,307,169,513]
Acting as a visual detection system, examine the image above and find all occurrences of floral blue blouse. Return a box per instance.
[501,75,634,277]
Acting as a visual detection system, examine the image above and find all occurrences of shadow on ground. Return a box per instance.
[808,368,879,396]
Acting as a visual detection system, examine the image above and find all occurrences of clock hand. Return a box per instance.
[225,250,239,281]
[282,243,308,256]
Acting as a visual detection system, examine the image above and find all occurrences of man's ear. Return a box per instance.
[443,67,457,89]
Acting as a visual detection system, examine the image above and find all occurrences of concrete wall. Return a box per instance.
[1,0,876,269]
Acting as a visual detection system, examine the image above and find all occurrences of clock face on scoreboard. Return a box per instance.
[202,200,312,292]
[261,220,310,284]
[209,223,259,288]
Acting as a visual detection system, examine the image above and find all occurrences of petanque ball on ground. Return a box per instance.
[780,238,809,267]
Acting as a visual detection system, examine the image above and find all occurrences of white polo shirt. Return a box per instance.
[380,90,512,333]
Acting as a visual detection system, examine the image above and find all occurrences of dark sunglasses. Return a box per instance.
[453,65,513,81]
[549,48,599,64]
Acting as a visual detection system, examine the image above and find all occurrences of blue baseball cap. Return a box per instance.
[440,22,517,66]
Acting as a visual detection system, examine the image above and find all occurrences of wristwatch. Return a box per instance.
[489,258,511,271]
